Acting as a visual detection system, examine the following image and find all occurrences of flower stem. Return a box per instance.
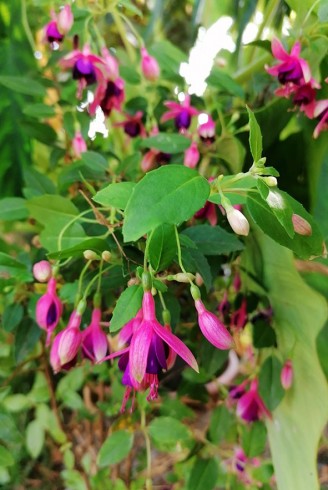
[112,9,136,62]
[174,226,193,285]
[140,408,152,490]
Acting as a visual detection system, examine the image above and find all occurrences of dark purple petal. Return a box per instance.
[73,58,97,84]
[124,121,141,137]
[175,109,191,130]
[155,335,167,370]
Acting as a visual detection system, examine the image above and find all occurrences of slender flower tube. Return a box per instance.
[82,308,109,363]
[36,277,63,346]
[50,310,82,373]
[140,47,160,81]
[281,359,293,390]
[236,379,271,422]
[33,260,52,283]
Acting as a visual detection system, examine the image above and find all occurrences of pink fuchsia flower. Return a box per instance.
[57,5,74,34]
[161,94,199,131]
[44,5,73,47]
[218,291,230,316]
[184,141,199,168]
[236,379,271,422]
[118,309,143,347]
[192,286,234,350]
[101,47,119,81]
[115,111,146,138]
[90,78,125,116]
[312,100,328,138]
[44,20,64,45]
[33,260,52,283]
[281,359,293,390]
[140,47,160,81]
[198,115,216,143]
[266,38,313,86]
[230,297,248,331]
[50,310,82,373]
[233,273,241,292]
[72,130,87,159]
[292,214,312,236]
[194,201,218,226]
[141,149,158,172]
[36,277,63,346]
[60,44,105,98]
[293,83,317,107]
[81,308,109,363]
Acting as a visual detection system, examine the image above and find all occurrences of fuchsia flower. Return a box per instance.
[194,298,234,350]
[105,291,198,411]
[184,141,199,168]
[266,39,313,86]
[226,206,250,236]
[72,130,87,159]
[90,78,125,116]
[236,379,271,422]
[44,5,73,47]
[60,44,105,98]
[101,47,119,80]
[307,100,328,138]
[218,291,230,316]
[198,115,216,143]
[33,260,52,283]
[140,47,160,81]
[115,111,146,138]
[161,94,198,131]
[36,277,63,346]
[281,359,293,390]
[194,201,218,226]
[230,297,248,331]
[82,308,109,363]
[50,310,82,373]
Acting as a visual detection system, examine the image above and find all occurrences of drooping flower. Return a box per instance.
[198,115,216,143]
[57,5,74,34]
[230,297,248,331]
[60,44,105,98]
[33,260,52,283]
[236,379,271,422]
[194,201,218,226]
[44,5,73,47]
[81,308,109,363]
[72,130,87,159]
[140,47,160,81]
[218,291,230,317]
[193,295,234,350]
[161,94,198,131]
[90,78,125,116]
[226,206,250,236]
[50,310,82,373]
[115,111,146,138]
[101,47,119,81]
[266,39,312,86]
[281,359,293,390]
[184,141,199,168]
[36,277,63,346]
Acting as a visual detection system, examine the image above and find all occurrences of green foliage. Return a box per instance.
[97,431,134,467]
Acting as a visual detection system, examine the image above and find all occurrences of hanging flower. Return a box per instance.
[236,379,271,422]
[72,130,87,159]
[33,260,52,283]
[161,94,198,131]
[140,47,160,81]
[81,308,109,363]
[281,359,293,390]
[114,111,146,138]
[184,141,199,168]
[198,115,216,143]
[90,78,125,116]
[36,277,63,346]
[50,310,83,373]
[44,5,73,47]
[266,39,313,86]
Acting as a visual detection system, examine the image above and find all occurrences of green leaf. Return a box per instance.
[110,285,143,333]
[0,75,46,97]
[0,252,32,282]
[317,321,328,380]
[149,41,186,76]
[207,68,244,97]
[14,320,41,363]
[23,103,56,118]
[259,355,284,411]
[257,181,294,238]
[93,182,136,210]
[26,420,45,459]
[139,133,191,153]
[48,238,110,260]
[2,303,23,332]
[187,458,219,490]
[120,66,141,85]
[0,446,14,467]
[97,431,134,467]
[241,422,267,458]
[208,406,235,444]
[252,319,277,348]
[0,198,28,221]
[118,0,142,16]
[247,106,263,162]
[182,225,244,255]
[123,166,210,242]
[23,167,56,196]
[148,224,177,272]
[246,192,323,259]
[182,245,212,291]
[148,416,192,451]
[216,135,246,173]
[247,232,328,490]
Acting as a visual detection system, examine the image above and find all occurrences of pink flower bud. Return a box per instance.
[140,47,160,81]
[33,260,52,282]
[226,207,250,236]
[72,131,87,159]
[281,359,293,390]
[82,308,109,363]
[194,299,234,350]
[101,47,119,80]
[141,150,158,172]
[292,214,312,236]
[36,278,63,346]
[57,5,74,34]
[50,311,82,373]
[184,141,199,168]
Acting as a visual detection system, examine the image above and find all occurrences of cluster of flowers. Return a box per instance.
[266,38,328,138]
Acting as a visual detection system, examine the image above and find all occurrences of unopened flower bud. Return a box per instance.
[292,214,312,236]
[195,273,204,287]
[101,251,112,262]
[140,47,160,81]
[195,299,234,350]
[226,207,250,236]
[281,359,293,390]
[190,284,201,301]
[263,176,277,187]
[83,250,100,260]
[72,130,87,159]
[57,5,73,34]
[169,273,195,283]
[184,141,199,168]
[33,260,52,282]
